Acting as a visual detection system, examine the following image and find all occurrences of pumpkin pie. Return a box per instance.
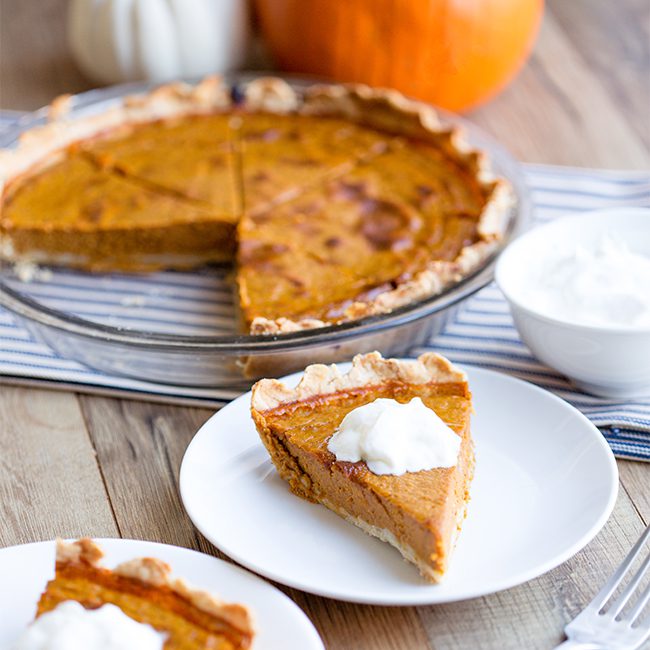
[0,76,513,331]
[238,132,507,332]
[238,112,390,215]
[250,351,474,582]
[0,78,239,271]
[33,538,254,649]
[1,154,236,271]
[81,112,240,213]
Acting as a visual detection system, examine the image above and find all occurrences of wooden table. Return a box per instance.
[1,1,649,648]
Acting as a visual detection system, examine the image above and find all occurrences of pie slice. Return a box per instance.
[237,79,391,215]
[75,76,240,215]
[81,112,240,215]
[251,351,475,582]
[1,155,236,271]
[34,538,254,649]
[237,135,508,332]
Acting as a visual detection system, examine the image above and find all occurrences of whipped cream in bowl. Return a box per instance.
[520,235,650,328]
[12,600,166,650]
[496,207,650,398]
[327,397,460,476]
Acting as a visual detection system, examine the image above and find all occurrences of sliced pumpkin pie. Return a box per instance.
[238,135,508,333]
[81,112,240,214]
[31,538,254,649]
[251,351,474,582]
[0,76,513,330]
[1,155,236,271]
[71,75,236,212]
[0,77,240,271]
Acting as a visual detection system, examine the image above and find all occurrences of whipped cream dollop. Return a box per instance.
[327,397,461,475]
[12,601,166,650]
[525,236,650,328]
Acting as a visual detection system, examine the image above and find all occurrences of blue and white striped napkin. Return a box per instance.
[1,114,649,460]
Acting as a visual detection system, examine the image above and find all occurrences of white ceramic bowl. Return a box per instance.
[495,208,650,398]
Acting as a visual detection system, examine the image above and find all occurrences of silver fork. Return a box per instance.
[555,523,650,649]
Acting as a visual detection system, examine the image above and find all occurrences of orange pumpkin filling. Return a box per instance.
[237,140,491,325]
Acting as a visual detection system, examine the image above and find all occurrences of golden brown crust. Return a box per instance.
[55,537,104,566]
[55,538,253,634]
[302,83,445,135]
[251,351,467,412]
[240,77,300,113]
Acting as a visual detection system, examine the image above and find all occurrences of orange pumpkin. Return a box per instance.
[254,0,544,112]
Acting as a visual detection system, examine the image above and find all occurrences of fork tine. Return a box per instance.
[626,581,650,626]
[589,524,650,612]
[608,550,650,618]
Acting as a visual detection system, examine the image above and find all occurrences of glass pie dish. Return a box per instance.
[0,77,532,388]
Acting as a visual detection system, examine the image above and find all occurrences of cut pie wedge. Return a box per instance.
[251,351,475,582]
[82,112,240,215]
[1,155,237,271]
[237,111,390,216]
[35,538,254,649]
[237,137,508,332]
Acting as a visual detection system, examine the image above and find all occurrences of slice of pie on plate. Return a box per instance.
[32,538,254,649]
[250,351,474,582]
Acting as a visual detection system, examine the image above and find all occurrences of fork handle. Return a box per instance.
[554,641,603,650]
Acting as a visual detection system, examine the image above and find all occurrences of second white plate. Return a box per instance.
[0,538,323,649]
[180,365,618,605]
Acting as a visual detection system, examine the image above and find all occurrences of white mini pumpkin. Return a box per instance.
[68,0,250,84]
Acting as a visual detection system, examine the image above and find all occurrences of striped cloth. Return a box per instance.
[1,114,649,460]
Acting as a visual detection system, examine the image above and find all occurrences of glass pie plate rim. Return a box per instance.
[0,75,532,355]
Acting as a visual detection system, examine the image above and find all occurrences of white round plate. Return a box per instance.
[0,538,323,649]
[180,365,618,606]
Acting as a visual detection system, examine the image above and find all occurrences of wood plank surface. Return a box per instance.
[0,1,649,649]
[0,387,117,545]
[548,0,650,151]
[469,8,650,168]
[77,396,214,548]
